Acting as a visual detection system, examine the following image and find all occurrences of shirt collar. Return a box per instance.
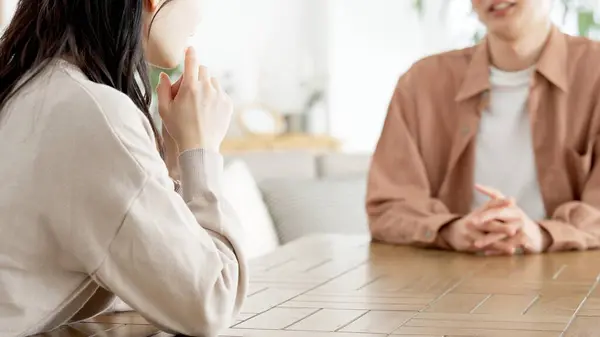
[536,26,568,92]
[455,25,568,102]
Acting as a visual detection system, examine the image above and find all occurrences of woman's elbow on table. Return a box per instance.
[110,256,245,337]
[94,216,248,337]
[161,271,243,336]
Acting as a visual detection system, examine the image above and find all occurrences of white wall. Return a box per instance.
[190,0,330,138]
[191,0,486,151]
[0,0,590,152]
[326,0,418,152]
[193,0,327,112]
[0,0,15,28]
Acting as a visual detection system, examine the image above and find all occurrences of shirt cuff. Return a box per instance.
[538,220,583,252]
[178,148,223,203]
[413,214,461,249]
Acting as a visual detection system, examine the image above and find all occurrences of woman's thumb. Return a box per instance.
[157,73,172,118]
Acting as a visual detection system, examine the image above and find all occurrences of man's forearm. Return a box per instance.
[368,207,460,249]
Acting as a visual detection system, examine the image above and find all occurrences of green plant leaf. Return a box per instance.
[148,65,183,95]
[578,10,596,37]
[414,0,424,18]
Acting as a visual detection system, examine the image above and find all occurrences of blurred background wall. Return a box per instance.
[0,0,598,153]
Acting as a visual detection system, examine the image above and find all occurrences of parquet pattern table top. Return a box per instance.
[37,235,600,336]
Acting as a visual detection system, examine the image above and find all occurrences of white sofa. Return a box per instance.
[222,151,372,258]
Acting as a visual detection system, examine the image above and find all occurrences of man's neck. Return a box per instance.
[487,23,552,72]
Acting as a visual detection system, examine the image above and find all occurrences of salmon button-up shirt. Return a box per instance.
[367,27,600,252]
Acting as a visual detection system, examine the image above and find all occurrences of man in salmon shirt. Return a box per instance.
[366,0,600,255]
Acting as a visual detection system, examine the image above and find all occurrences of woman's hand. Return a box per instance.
[160,76,182,180]
[157,47,233,153]
[162,127,180,180]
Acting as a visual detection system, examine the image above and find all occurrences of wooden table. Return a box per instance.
[38,235,600,336]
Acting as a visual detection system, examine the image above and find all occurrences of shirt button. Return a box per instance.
[425,230,434,239]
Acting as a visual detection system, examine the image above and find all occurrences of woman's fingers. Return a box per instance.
[198,65,210,82]
[170,76,183,99]
[174,47,210,98]
[211,77,223,92]
[180,47,214,96]
[183,47,199,86]
[157,73,173,119]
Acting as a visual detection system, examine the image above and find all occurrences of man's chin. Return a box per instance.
[487,25,522,42]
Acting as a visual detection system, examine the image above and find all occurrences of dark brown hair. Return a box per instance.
[0,0,173,155]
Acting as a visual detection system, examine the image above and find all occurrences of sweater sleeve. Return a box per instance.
[538,134,600,252]
[42,81,247,336]
[94,149,247,336]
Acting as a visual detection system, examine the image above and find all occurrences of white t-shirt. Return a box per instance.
[471,66,547,220]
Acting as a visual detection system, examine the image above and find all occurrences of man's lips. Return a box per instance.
[488,1,516,12]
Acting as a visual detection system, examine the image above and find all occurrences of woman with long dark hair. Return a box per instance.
[0,1,247,336]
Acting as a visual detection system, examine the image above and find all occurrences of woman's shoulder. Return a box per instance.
[46,61,148,130]
[25,61,157,147]
[8,61,160,172]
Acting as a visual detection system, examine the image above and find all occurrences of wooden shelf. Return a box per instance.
[221,134,341,153]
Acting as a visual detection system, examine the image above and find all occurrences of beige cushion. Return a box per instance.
[260,178,369,244]
[222,161,280,258]
[225,152,317,182]
[317,153,372,178]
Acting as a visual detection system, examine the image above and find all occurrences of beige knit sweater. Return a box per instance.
[0,60,248,337]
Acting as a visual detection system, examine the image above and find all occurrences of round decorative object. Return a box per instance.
[236,104,286,136]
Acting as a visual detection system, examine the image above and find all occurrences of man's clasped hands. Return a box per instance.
[440,185,552,255]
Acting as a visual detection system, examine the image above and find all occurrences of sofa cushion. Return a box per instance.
[222,161,280,258]
[317,153,372,179]
[260,178,369,244]
[225,151,317,182]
